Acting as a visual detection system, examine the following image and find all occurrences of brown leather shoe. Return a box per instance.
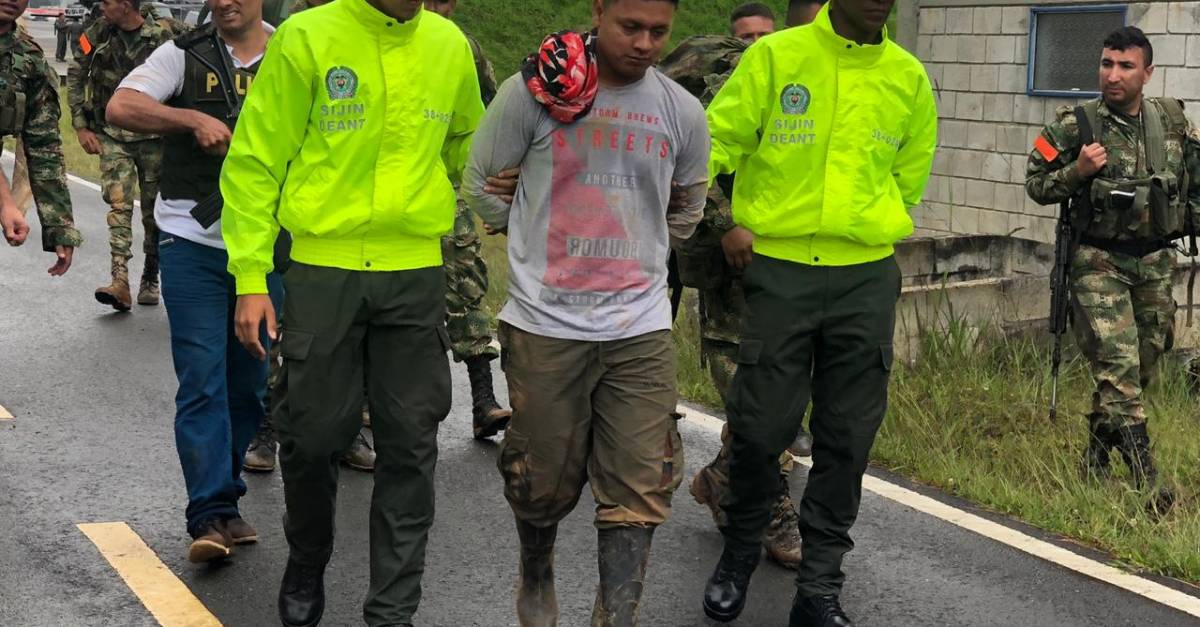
[95,279,132,312]
[225,517,259,545]
[340,429,375,472]
[187,520,233,563]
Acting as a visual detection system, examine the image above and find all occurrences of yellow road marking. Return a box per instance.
[678,404,1200,619]
[78,522,222,627]
[0,404,12,420]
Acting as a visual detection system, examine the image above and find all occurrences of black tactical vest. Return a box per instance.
[160,25,259,201]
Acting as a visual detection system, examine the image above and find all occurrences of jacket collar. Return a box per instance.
[813,2,889,64]
[344,0,423,38]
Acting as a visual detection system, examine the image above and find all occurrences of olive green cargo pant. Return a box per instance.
[721,254,900,598]
[275,263,450,626]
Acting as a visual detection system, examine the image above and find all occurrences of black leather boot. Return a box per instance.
[1082,415,1116,479]
[702,543,759,623]
[789,593,854,627]
[591,526,654,627]
[467,355,512,439]
[278,558,325,627]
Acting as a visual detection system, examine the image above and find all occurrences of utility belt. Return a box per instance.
[1077,234,1173,258]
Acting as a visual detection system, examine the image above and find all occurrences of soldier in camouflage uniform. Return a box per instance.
[423,0,512,439]
[67,0,176,311]
[1026,27,1200,510]
[0,2,81,272]
[659,26,809,570]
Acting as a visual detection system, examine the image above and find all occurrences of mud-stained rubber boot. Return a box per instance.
[468,355,512,439]
[516,519,559,627]
[591,526,654,627]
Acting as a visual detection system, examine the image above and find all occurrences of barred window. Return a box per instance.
[1028,5,1128,97]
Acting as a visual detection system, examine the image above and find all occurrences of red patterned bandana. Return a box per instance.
[521,30,599,124]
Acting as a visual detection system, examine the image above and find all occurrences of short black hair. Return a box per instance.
[731,2,775,23]
[604,0,679,5]
[1103,26,1154,67]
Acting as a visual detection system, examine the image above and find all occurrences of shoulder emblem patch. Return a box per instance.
[325,66,358,100]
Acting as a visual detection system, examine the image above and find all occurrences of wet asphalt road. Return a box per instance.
[2,168,1200,626]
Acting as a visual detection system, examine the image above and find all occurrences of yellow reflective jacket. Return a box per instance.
[221,2,484,294]
[707,4,937,266]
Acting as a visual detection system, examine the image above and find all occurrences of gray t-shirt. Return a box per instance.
[464,69,710,341]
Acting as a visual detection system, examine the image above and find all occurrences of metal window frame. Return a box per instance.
[1027,4,1128,98]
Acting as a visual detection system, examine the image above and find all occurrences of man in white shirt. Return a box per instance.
[105,0,282,564]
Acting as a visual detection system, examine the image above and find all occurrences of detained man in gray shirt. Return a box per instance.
[463,0,708,624]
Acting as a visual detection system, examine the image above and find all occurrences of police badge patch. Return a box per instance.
[780,83,811,115]
[325,67,358,100]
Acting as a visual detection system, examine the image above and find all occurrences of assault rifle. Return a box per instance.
[1048,105,1095,422]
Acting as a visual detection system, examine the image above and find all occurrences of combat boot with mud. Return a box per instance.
[137,255,160,306]
[592,526,654,627]
[243,420,278,473]
[764,476,802,569]
[1116,423,1176,513]
[690,447,731,525]
[95,257,133,312]
[516,519,558,627]
[468,355,511,439]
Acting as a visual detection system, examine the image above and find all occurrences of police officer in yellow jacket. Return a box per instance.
[697,1,937,625]
[219,1,484,624]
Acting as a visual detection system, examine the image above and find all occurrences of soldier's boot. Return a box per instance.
[137,254,160,306]
[591,526,654,627]
[764,475,803,569]
[1082,416,1115,479]
[468,355,512,440]
[340,427,376,472]
[243,420,278,473]
[516,519,559,627]
[690,446,731,525]
[95,256,133,312]
[703,543,760,623]
[1116,424,1176,513]
[788,426,814,458]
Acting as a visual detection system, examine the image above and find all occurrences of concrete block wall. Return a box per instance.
[913,1,1200,243]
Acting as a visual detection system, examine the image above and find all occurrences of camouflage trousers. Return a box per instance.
[700,275,794,478]
[1070,244,1175,431]
[98,134,162,275]
[442,199,498,363]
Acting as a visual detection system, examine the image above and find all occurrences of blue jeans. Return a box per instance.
[159,232,282,537]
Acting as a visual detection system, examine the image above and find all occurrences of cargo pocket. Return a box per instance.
[659,419,685,492]
[281,330,314,362]
[498,428,533,506]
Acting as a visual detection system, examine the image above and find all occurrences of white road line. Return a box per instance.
[677,404,1200,619]
[2,150,103,193]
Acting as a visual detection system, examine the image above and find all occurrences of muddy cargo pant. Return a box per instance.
[275,263,451,626]
[721,254,900,598]
[497,323,684,529]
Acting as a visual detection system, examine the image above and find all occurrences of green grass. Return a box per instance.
[672,295,1200,585]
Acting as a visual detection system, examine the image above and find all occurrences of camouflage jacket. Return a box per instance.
[0,28,81,250]
[67,13,176,141]
[658,35,746,289]
[1027,98,1200,242]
